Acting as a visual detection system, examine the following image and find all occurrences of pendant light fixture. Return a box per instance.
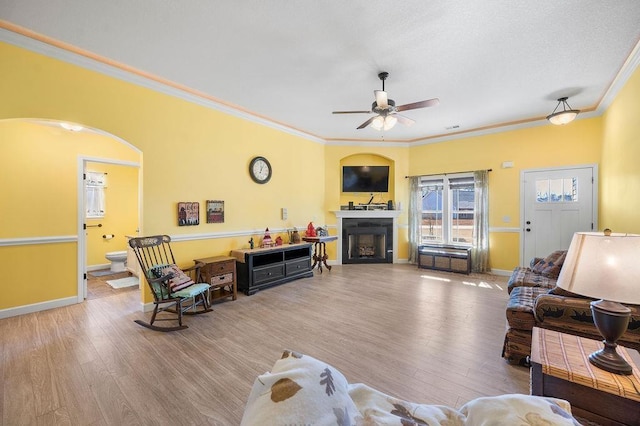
[547,97,580,125]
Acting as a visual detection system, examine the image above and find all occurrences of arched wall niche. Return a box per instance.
[338,153,395,207]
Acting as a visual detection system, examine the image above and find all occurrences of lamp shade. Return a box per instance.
[556,232,640,304]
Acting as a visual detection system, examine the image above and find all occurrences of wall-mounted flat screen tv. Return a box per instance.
[342,166,389,193]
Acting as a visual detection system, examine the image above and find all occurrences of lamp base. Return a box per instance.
[589,300,633,375]
[588,346,633,375]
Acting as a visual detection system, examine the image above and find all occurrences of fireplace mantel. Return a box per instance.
[332,210,402,264]
[333,210,402,219]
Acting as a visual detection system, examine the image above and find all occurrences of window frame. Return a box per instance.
[419,173,475,246]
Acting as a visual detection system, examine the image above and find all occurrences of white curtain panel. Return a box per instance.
[408,176,421,264]
[472,170,489,272]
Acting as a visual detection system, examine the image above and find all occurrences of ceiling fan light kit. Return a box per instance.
[332,71,439,131]
[547,96,580,125]
[371,115,397,131]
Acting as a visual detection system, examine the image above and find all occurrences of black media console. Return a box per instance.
[231,243,314,295]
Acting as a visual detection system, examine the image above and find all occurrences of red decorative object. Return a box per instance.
[262,228,274,248]
[306,222,317,237]
[275,236,283,246]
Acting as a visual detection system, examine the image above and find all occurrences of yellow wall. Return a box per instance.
[408,118,603,270]
[0,41,324,309]
[86,162,139,267]
[1,37,638,314]
[600,66,640,233]
[0,120,140,309]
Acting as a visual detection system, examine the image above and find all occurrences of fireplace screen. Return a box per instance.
[343,226,390,263]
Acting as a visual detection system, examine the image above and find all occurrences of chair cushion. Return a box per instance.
[151,264,194,292]
[532,250,567,279]
[172,283,210,298]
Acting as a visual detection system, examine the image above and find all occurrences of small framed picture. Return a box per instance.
[206,200,224,223]
[178,202,199,226]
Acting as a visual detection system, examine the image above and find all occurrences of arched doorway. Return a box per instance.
[0,119,141,319]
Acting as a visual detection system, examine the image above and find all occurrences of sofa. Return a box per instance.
[502,250,640,365]
[241,350,582,425]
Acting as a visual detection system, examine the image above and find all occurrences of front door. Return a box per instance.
[521,165,597,264]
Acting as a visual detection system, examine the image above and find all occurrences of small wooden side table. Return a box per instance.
[194,256,237,303]
[531,327,640,425]
[302,236,337,273]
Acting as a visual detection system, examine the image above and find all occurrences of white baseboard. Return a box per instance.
[326,259,410,266]
[87,263,110,271]
[489,268,513,276]
[0,296,78,320]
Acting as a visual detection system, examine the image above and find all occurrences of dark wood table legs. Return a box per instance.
[303,236,337,273]
[311,241,331,273]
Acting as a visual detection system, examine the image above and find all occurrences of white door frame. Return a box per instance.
[519,163,598,266]
[77,156,142,302]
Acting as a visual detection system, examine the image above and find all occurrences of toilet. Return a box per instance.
[105,250,127,272]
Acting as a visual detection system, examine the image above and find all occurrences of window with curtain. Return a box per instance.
[419,174,475,245]
[85,171,106,218]
[409,170,489,272]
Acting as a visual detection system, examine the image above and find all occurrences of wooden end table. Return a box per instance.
[302,236,337,273]
[531,327,640,425]
[193,256,237,303]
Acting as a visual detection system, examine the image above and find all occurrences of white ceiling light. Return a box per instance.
[371,115,384,130]
[547,97,580,125]
[371,115,398,131]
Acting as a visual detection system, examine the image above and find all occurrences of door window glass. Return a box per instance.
[536,178,577,203]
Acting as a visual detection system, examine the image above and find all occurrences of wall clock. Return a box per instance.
[249,156,272,184]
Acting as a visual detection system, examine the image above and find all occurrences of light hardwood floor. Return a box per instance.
[0,264,529,425]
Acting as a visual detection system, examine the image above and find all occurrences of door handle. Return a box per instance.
[526,228,531,232]
[526,221,531,225]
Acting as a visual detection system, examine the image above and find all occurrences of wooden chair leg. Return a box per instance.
[150,304,159,326]
[176,300,183,327]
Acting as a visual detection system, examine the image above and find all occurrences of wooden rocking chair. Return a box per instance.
[128,235,212,331]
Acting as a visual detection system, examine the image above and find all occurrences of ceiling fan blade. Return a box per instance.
[374,90,388,108]
[396,98,440,112]
[332,110,372,114]
[395,114,415,126]
[357,116,377,129]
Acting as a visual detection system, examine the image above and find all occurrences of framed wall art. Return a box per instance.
[206,200,224,223]
[178,202,199,226]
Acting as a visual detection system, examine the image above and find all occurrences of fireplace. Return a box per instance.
[342,218,393,264]
[333,210,401,265]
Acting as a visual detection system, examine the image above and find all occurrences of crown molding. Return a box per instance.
[0,25,326,145]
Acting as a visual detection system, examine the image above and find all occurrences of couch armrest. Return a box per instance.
[534,294,640,350]
[530,257,543,268]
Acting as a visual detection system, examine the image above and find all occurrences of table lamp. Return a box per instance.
[556,231,640,375]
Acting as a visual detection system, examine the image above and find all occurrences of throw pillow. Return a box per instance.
[532,250,567,278]
[460,394,580,426]
[241,350,362,426]
[151,264,194,292]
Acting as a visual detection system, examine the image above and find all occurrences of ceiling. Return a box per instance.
[2,1,640,143]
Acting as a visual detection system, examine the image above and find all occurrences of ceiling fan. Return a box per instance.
[332,72,439,131]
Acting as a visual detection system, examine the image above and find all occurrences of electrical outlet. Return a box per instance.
[281,207,288,220]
